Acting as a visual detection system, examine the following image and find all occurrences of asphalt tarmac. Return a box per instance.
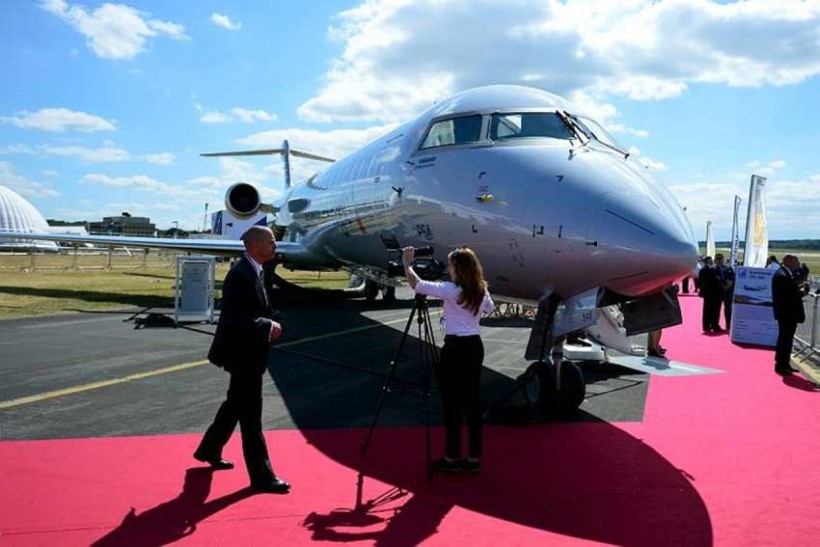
[0,288,650,441]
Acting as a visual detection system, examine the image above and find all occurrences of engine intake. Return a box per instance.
[225,182,261,218]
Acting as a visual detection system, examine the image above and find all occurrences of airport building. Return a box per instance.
[88,215,156,237]
[0,185,58,252]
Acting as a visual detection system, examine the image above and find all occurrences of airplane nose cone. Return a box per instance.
[593,191,699,296]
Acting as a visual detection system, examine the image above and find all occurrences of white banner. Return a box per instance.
[743,175,768,267]
[729,195,741,266]
[705,220,715,258]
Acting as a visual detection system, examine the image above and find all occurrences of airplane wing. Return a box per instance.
[0,231,243,254]
[0,231,341,270]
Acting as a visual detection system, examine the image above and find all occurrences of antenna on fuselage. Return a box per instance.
[200,140,336,189]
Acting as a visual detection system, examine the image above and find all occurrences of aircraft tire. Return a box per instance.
[555,361,585,414]
[382,285,396,303]
[364,279,380,301]
[523,361,555,414]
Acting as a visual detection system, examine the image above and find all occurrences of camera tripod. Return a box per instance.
[359,293,440,483]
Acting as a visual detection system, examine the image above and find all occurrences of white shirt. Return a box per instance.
[415,280,494,336]
[246,253,264,278]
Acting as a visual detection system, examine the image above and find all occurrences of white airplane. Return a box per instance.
[1,85,698,413]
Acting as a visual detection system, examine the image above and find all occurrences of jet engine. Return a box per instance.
[224,182,263,218]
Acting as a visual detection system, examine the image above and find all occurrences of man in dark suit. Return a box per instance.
[771,254,806,376]
[698,256,724,333]
[194,226,290,493]
[715,253,735,329]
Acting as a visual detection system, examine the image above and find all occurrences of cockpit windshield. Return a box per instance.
[489,112,575,141]
[568,114,627,154]
[420,115,483,149]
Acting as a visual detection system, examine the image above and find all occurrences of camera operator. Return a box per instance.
[402,246,494,474]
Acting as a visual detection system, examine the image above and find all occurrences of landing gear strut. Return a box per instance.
[522,294,586,417]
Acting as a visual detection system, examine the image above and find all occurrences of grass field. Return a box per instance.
[705,248,820,272]
[0,252,350,320]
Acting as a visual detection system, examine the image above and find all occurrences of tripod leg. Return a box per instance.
[360,300,417,459]
[419,303,439,482]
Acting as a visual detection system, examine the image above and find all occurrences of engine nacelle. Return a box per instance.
[225,182,262,218]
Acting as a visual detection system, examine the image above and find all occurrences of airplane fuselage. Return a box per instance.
[278,85,697,302]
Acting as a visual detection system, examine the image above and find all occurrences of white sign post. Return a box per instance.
[730,266,777,347]
[174,256,216,325]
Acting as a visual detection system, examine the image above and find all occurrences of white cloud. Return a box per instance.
[745,158,787,177]
[230,108,275,123]
[192,158,282,202]
[1,108,116,132]
[669,173,820,241]
[80,173,204,201]
[39,144,131,162]
[1,143,174,165]
[0,161,59,198]
[639,156,668,171]
[143,153,175,165]
[237,124,397,163]
[211,13,242,31]
[40,0,188,60]
[200,108,277,124]
[299,0,820,125]
[200,111,233,124]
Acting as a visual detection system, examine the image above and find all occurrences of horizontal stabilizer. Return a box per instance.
[201,149,335,162]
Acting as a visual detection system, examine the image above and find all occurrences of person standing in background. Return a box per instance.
[771,255,805,376]
[699,256,723,333]
[715,253,735,330]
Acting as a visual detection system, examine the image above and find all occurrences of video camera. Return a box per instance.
[386,246,449,281]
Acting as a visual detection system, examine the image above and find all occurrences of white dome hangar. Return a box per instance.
[0,185,58,252]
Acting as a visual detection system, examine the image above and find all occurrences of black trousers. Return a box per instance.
[723,296,733,329]
[701,296,722,331]
[775,320,798,371]
[439,335,484,460]
[682,277,690,293]
[196,370,275,484]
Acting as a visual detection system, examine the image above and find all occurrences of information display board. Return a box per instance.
[174,256,216,324]
[730,266,777,347]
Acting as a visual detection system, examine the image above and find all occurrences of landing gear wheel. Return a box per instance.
[522,361,555,414]
[364,279,379,301]
[554,361,585,415]
[523,360,585,417]
[382,285,396,303]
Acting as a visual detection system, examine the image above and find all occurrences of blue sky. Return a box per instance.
[1,0,819,240]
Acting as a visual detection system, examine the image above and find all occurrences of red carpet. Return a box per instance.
[2,295,819,546]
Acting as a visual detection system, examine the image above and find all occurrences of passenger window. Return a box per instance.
[490,112,574,141]
[420,115,482,149]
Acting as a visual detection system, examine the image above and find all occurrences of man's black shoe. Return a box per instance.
[775,368,792,376]
[251,478,291,494]
[193,451,235,470]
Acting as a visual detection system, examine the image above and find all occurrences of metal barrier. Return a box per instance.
[794,293,820,358]
[0,248,175,271]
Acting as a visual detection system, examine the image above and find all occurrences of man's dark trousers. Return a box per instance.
[775,320,798,372]
[196,369,274,484]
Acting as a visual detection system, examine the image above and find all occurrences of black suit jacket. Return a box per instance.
[208,256,274,373]
[771,266,805,324]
